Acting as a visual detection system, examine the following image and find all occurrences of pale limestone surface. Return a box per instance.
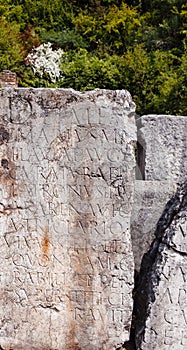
[0,88,136,350]
[133,115,187,350]
[135,182,187,350]
[136,115,187,182]
[131,114,187,272]
[131,180,176,271]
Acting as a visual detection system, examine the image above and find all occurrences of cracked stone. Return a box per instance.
[135,181,187,350]
[0,88,136,350]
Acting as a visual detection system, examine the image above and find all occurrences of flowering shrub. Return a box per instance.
[25,42,64,82]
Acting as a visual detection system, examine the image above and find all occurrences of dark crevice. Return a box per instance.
[137,181,187,348]
[1,158,9,168]
[38,304,60,312]
[135,141,145,180]
[9,97,13,123]
[169,245,187,257]
[124,180,187,350]
[0,126,9,144]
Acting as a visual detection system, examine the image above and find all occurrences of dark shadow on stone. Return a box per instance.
[122,341,136,350]
[135,141,145,180]
[126,180,187,349]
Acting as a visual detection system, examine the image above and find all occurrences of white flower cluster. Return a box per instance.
[26,42,64,82]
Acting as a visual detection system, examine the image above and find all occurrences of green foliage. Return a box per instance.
[19,66,57,88]
[103,2,141,51]
[0,17,24,71]
[165,50,187,115]
[140,0,187,51]
[8,0,73,30]
[59,49,121,90]
[0,0,186,115]
[40,29,88,51]
[72,2,141,53]
[58,45,186,115]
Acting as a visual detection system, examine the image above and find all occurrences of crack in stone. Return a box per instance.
[168,245,187,257]
[38,304,60,313]
[1,88,186,350]
[133,180,187,349]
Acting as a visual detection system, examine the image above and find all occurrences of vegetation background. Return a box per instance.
[0,0,186,115]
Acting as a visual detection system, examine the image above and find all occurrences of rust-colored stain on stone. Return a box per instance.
[70,323,81,350]
[0,158,17,198]
[41,226,50,263]
[0,127,17,198]
[0,89,137,350]
[68,299,82,350]
[71,344,82,350]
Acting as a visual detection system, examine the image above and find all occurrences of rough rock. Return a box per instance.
[131,180,176,271]
[0,88,136,350]
[131,114,187,272]
[136,115,187,182]
[135,181,187,350]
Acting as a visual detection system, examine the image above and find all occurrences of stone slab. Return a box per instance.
[136,115,187,182]
[131,180,176,271]
[0,88,136,350]
[135,181,187,350]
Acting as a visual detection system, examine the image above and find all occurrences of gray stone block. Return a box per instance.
[0,88,136,350]
[131,180,176,271]
[135,181,187,350]
[136,115,187,182]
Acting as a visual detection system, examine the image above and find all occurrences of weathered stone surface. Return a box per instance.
[136,115,187,182]
[0,88,136,350]
[131,180,176,271]
[132,114,187,272]
[135,181,187,350]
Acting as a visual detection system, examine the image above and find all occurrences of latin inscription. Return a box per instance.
[0,89,136,349]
